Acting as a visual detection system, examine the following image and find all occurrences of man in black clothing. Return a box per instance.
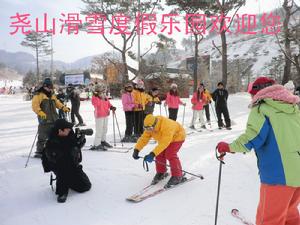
[42,119,91,203]
[56,88,66,119]
[212,82,231,129]
[66,84,85,127]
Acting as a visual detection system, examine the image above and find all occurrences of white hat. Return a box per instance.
[284,80,295,93]
[170,83,178,88]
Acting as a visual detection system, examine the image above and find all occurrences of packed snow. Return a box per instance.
[0,93,262,225]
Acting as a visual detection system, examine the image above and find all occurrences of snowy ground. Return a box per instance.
[0,93,262,225]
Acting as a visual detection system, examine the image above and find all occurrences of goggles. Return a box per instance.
[143,118,157,131]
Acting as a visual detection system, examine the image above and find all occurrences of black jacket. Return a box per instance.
[42,129,83,173]
[212,88,228,108]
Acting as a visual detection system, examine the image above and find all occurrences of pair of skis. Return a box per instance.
[126,173,203,203]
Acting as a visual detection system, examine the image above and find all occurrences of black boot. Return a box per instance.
[164,176,187,188]
[151,172,168,185]
[95,144,107,151]
[57,194,68,203]
[101,141,113,148]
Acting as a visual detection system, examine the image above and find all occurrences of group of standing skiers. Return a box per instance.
[30,76,299,225]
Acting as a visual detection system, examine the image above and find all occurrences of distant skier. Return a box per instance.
[66,84,85,127]
[164,83,186,121]
[190,85,207,129]
[32,78,70,158]
[132,114,186,188]
[216,77,300,225]
[212,82,231,129]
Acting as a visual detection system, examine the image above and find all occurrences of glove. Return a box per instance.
[38,111,47,119]
[110,106,116,112]
[182,103,186,106]
[216,142,231,154]
[132,149,140,160]
[138,104,143,109]
[144,152,155,163]
[62,106,70,112]
[156,101,162,105]
[208,100,212,104]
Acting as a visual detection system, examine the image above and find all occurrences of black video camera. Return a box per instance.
[74,128,93,149]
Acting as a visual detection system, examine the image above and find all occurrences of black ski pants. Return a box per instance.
[168,108,179,121]
[56,165,91,196]
[124,111,134,136]
[215,105,231,128]
[71,103,83,124]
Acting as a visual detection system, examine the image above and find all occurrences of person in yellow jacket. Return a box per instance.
[32,78,70,158]
[200,83,212,125]
[132,79,147,137]
[144,87,161,115]
[132,114,186,188]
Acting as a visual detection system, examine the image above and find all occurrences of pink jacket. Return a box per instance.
[165,93,183,109]
[191,92,206,110]
[122,92,135,112]
[92,96,112,118]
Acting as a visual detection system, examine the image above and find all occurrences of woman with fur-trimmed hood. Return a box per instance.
[216,77,300,225]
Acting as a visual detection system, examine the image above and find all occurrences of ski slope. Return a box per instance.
[0,93,261,225]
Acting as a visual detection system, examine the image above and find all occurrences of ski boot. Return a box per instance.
[189,125,196,130]
[121,136,130,143]
[101,141,113,148]
[33,152,42,158]
[95,144,107,151]
[201,125,206,129]
[225,126,232,130]
[57,194,68,203]
[164,176,187,188]
[151,172,168,185]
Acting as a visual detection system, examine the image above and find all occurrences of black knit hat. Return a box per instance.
[43,78,53,88]
[54,119,73,130]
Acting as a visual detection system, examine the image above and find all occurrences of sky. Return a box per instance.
[0,0,297,63]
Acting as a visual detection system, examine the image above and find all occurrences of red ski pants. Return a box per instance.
[155,141,184,177]
[256,184,300,225]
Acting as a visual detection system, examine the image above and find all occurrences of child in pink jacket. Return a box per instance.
[190,85,207,129]
[121,83,136,142]
[90,85,116,151]
[164,83,185,121]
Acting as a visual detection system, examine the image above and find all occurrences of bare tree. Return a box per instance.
[21,31,51,83]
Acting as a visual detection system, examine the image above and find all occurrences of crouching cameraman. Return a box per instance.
[42,119,92,203]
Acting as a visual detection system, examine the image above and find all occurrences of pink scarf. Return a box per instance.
[251,85,300,106]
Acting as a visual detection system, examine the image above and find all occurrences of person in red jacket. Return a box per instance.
[164,83,186,121]
[190,85,207,129]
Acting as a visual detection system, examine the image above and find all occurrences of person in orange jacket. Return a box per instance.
[132,114,186,188]
[200,83,212,125]
[132,79,147,137]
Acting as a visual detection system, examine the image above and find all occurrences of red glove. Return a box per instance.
[216,142,230,154]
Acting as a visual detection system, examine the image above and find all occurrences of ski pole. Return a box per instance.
[24,130,38,168]
[112,111,116,147]
[210,103,217,121]
[182,104,186,126]
[139,156,204,180]
[113,111,124,147]
[214,148,226,225]
[164,105,168,117]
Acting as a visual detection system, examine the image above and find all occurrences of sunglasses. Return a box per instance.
[252,82,273,91]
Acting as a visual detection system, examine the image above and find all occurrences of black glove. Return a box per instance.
[132,149,140,160]
[110,106,116,111]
